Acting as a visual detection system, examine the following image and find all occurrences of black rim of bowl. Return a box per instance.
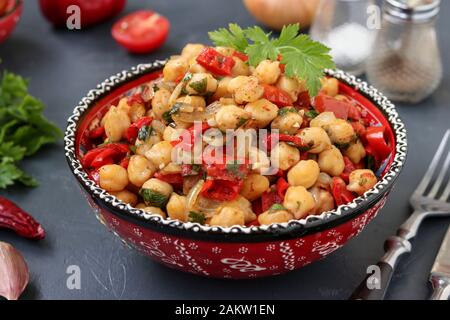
[64,61,408,243]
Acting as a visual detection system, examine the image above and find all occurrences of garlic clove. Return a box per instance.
[0,241,29,300]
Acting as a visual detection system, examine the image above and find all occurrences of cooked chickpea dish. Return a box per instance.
[80,43,392,228]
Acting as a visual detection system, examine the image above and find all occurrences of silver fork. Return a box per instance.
[351,129,450,300]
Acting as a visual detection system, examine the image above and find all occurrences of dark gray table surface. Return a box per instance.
[0,0,449,300]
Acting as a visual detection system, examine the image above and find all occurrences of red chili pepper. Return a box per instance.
[39,0,126,28]
[262,84,293,107]
[232,51,249,62]
[127,93,145,106]
[196,47,236,76]
[365,126,391,162]
[331,177,356,206]
[89,169,100,184]
[154,172,184,186]
[89,126,105,139]
[340,156,356,183]
[261,189,283,212]
[0,197,45,240]
[276,178,290,199]
[124,116,153,144]
[200,179,242,201]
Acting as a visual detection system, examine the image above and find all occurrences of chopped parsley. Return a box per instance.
[278,107,298,117]
[237,117,249,127]
[189,78,208,93]
[269,203,286,212]
[139,189,169,208]
[137,125,154,141]
[305,109,319,119]
[188,211,206,224]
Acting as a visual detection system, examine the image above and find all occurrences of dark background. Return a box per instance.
[0,0,449,300]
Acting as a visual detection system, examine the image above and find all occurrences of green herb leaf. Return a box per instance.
[137,125,154,141]
[237,117,248,127]
[278,107,298,117]
[269,203,286,212]
[139,188,169,208]
[189,78,207,93]
[305,109,319,119]
[0,71,62,189]
[188,211,206,224]
[208,24,335,97]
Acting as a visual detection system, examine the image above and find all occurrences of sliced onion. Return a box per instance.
[185,179,205,215]
[195,196,222,215]
[168,81,185,106]
[204,101,222,119]
[316,172,332,190]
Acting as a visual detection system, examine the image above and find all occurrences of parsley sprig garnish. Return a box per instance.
[209,24,335,97]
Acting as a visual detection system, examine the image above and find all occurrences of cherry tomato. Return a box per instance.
[112,10,170,54]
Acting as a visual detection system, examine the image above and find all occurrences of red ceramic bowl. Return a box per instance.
[0,0,22,44]
[64,62,407,279]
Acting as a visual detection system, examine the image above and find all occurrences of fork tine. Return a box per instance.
[414,130,450,196]
[428,149,450,198]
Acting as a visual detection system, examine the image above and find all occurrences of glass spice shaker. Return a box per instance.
[310,0,377,76]
[366,0,442,103]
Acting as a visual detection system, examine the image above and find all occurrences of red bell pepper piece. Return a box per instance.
[196,47,236,76]
[261,189,283,212]
[340,157,356,183]
[331,177,356,206]
[365,126,391,162]
[89,126,105,139]
[351,121,367,139]
[154,172,184,186]
[295,91,311,110]
[119,157,130,169]
[262,84,293,107]
[200,179,242,201]
[124,116,153,144]
[276,178,290,199]
[232,51,248,62]
[82,143,129,169]
[90,148,118,168]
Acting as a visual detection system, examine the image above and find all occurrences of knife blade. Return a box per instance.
[429,226,450,300]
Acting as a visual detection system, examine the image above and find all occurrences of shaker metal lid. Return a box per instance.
[385,0,440,22]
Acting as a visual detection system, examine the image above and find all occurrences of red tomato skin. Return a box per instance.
[112,10,170,54]
[196,48,236,76]
[313,95,351,120]
[39,0,126,28]
[262,84,293,107]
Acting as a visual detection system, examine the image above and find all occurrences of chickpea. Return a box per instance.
[224,196,256,223]
[271,108,303,134]
[215,104,251,131]
[110,190,138,206]
[163,57,189,82]
[324,119,356,147]
[320,77,339,97]
[258,209,294,225]
[271,142,300,171]
[318,146,345,176]
[127,155,156,187]
[116,97,131,114]
[215,46,235,56]
[185,73,218,95]
[104,106,131,142]
[141,178,173,198]
[181,43,205,60]
[254,60,281,84]
[166,193,187,222]
[151,88,171,120]
[231,56,250,77]
[347,169,378,195]
[228,76,264,104]
[135,132,162,155]
[297,127,332,154]
[188,62,207,74]
[174,95,206,110]
[210,206,245,227]
[163,126,181,142]
[135,203,167,218]
[310,112,336,129]
[283,186,316,219]
[99,164,129,192]
[287,160,320,188]
[276,76,306,102]
[344,140,366,164]
[240,174,270,201]
[310,187,335,214]
[212,77,232,100]
[145,141,174,169]
[244,99,279,128]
